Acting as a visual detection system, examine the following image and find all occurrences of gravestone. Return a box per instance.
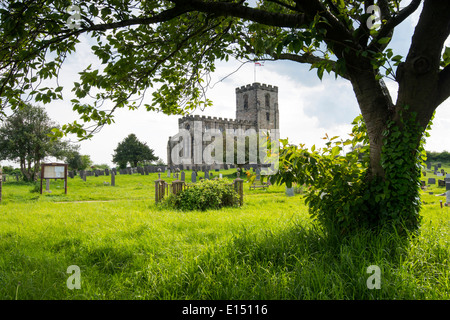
[422,171,426,176]
[219,173,223,179]
[205,171,209,180]
[95,170,99,177]
[180,171,185,182]
[256,168,261,180]
[68,171,74,179]
[447,191,450,205]
[46,179,51,193]
[167,169,171,178]
[285,187,294,197]
[438,180,446,187]
[441,169,445,174]
[421,180,425,188]
[428,178,436,185]
[105,169,109,176]
[82,173,86,181]
[446,182,450,191]
[191,171,196,183]
[434,165,438,172]
[438,163,442,168]
[437,173,443,177]
[111,172,115,187]
[427,163,431,169]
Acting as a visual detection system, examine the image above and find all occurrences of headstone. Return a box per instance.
[437,173,443,177]
[447,191,450,204]
[111,172,115,187]
[438,163,442,168]
[95,170,99,177]
[446,182,450,191]
[180,171,185,182]
[105,169,109,176]
[421,180,426,188]
[438,179,446,187]
[427,163,432,170]
[205,171,209,180]
[167,169,171,178]
[82,173,86,181]
[434,165,439,172]
[191,171,196,183]
[428,178,436,185]
[285,187,294,197]
[219,173,223,179]
[256,168,261,180]
[422,171,426,176]
[441,169,445,174]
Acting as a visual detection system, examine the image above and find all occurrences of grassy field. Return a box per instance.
[0,168,449,299]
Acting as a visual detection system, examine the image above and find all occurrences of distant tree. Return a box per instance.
[112,134,158,168]
[0,104,70,181]
[65,148,93,171]
[426,150,450,164]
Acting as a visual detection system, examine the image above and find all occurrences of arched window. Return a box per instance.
[266,112,270,121]
[265,93,270,108]
[243,94,248,110]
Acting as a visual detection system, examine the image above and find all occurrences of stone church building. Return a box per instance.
[167,82,279,169]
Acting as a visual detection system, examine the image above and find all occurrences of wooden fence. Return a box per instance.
[155,170,244,206]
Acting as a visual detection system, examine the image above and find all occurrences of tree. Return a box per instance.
[65,148,93,171]
[0,104,70,181]
[112,134,158,168]
[1,0,449,232]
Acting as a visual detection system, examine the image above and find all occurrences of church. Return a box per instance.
[167,82,280,170]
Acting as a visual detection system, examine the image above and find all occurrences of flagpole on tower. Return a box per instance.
[254,61,263,83]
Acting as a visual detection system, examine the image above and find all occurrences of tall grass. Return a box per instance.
[0,171,449,299]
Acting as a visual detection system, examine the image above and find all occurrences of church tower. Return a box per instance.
[235,83,279,132]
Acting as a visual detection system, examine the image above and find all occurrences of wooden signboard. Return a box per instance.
[40,163,68,194]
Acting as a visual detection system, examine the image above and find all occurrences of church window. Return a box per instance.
[266,112,270,121]
[244,94,248,110]
[265,93,270,108]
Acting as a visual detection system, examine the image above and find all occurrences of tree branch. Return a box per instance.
[273,52,349,80]
[368,0,422,51]
[170,0,306,28]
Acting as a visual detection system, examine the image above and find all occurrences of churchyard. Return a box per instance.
[0,166,449,299]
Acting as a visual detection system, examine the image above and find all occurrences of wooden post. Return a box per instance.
[234,169,244,206]
[0,167,2,203]
[171,169,184,196]
[155,169,166,203]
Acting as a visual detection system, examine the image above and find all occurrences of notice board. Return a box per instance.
[40,163,68,194]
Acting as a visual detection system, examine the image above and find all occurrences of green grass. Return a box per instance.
[0,169,449,299]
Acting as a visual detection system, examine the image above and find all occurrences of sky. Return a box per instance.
[1,1,449,169]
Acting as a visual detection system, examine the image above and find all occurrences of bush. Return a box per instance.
[163,179,240,211]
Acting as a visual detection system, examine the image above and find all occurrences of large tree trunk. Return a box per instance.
[347,60,392,180]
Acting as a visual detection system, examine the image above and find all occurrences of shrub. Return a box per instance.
[163,179,240,211]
